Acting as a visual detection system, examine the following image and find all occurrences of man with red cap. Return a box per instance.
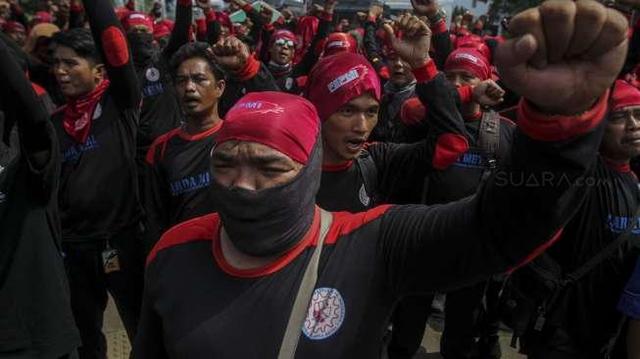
[2,20,25,46]
[258,0,335,94]
[321,32,358,57]
[133,2,629,357]
[413,45,517,359]
[505,79,640,359]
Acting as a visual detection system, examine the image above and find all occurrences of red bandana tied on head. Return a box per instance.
[121,12,154,32]
[322,32,357,57]
[444,47,491,81]
[271,29,297,47]
[63,79,110,144]
[610,79,640,112]
[216,91,319,165]
[306,52,381,121]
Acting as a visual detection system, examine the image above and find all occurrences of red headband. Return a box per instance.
[122,12,154,31]
[611,79,640,112]
[271,29,297,46]
[217,92,319,164]
[3,20,25,34]
[444,48,491,81]
[306,52,381,121]
[34,11,53,24]
[322,32,357,57]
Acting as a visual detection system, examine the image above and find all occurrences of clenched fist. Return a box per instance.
[383,14,432,69]
[473,80,505,107]
[496,0,628,115]
[211,36,250,72]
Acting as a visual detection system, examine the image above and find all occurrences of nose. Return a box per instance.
[352,113,369,134]
[184,78,197,93]
[229,168,258,191]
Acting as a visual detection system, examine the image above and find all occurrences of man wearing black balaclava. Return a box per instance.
[133,2,630,357]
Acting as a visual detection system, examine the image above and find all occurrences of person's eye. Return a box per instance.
[339,107,354,116]
[366,108,379,117]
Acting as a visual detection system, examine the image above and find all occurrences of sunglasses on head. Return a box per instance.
[275,38,294,48]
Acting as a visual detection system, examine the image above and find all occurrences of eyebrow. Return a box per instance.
[212,152,291,165]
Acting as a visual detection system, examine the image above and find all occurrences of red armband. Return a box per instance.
[101,26,130,67]
[432,133,469,170]
[205,8,216,22]
[234,55,260,81]
[517,92,608,142]
[457,85,473,105]
[412,58,438,83]
[430,19,447,35]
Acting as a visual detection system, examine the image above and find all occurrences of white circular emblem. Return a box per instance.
[302,287,345,340]
[92,103,102,120]
[285,77,294,90]
[145,67,160,82]
[358,184,371,207]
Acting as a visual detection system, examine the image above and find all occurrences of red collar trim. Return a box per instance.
[212,207,321,278]
[465,111,482,121]
[178,120,223,141]
[602,157,631,173]
[322,161,354,172]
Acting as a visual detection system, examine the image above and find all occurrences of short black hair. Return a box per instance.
[51,28,102,64]
[170,42,226,81]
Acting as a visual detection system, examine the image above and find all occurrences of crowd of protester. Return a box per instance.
[2,0,640,358]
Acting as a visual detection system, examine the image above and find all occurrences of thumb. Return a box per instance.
[383,23,399,48]
[495,34,538,70]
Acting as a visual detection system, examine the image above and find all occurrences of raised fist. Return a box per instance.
[383,14,432,69]
[211,36,250,72]
[473,80,505,107]
[368,4,383,19]
[496,0,628,115]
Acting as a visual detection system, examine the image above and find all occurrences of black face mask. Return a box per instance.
[127,32,156,68]
[210,141,322,257]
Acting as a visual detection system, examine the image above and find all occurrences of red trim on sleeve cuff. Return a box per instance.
[101,26,130,67]
[177,0,191,6]
[457,85,473,105]
[242,4,253,13]
[412,59,438,83]
[234,55,260,81]
[264,23,274,32]
[432,133,469,170]
[517,92,608,142]
[205,8,216,21]
[430,19,447,34]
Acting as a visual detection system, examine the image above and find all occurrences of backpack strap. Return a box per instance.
[478,109,501,172]
[278,209,333,359]
[355,150,379,206]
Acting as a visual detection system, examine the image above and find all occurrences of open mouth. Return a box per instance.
[345,138,366,152]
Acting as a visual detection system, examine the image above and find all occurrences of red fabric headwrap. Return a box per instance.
[153,23,171,39]
[322,32,357,57]
[611,79,640,112]
[63,79,110,144]
[122,12,154,32]
[3,20,25,34]
[444,48,491,81]
[306,52,381,121]
[217,92,319,164]
[33,11,53,24]
[271,29,297,46]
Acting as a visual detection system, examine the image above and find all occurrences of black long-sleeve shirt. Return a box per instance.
[317,72,467,211]
[0,38,80,358]
[518,159,640,357]
[52,0,142,241]
[133,82,609,359]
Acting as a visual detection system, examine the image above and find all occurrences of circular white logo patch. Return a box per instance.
[302,287,345,340]
[285,77,294,90]
[92,103,102,120]
[145,67,160,82]
[359,184,371,207]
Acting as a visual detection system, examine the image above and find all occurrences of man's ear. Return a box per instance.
[93,63,105,83]
[216,79,226,98]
